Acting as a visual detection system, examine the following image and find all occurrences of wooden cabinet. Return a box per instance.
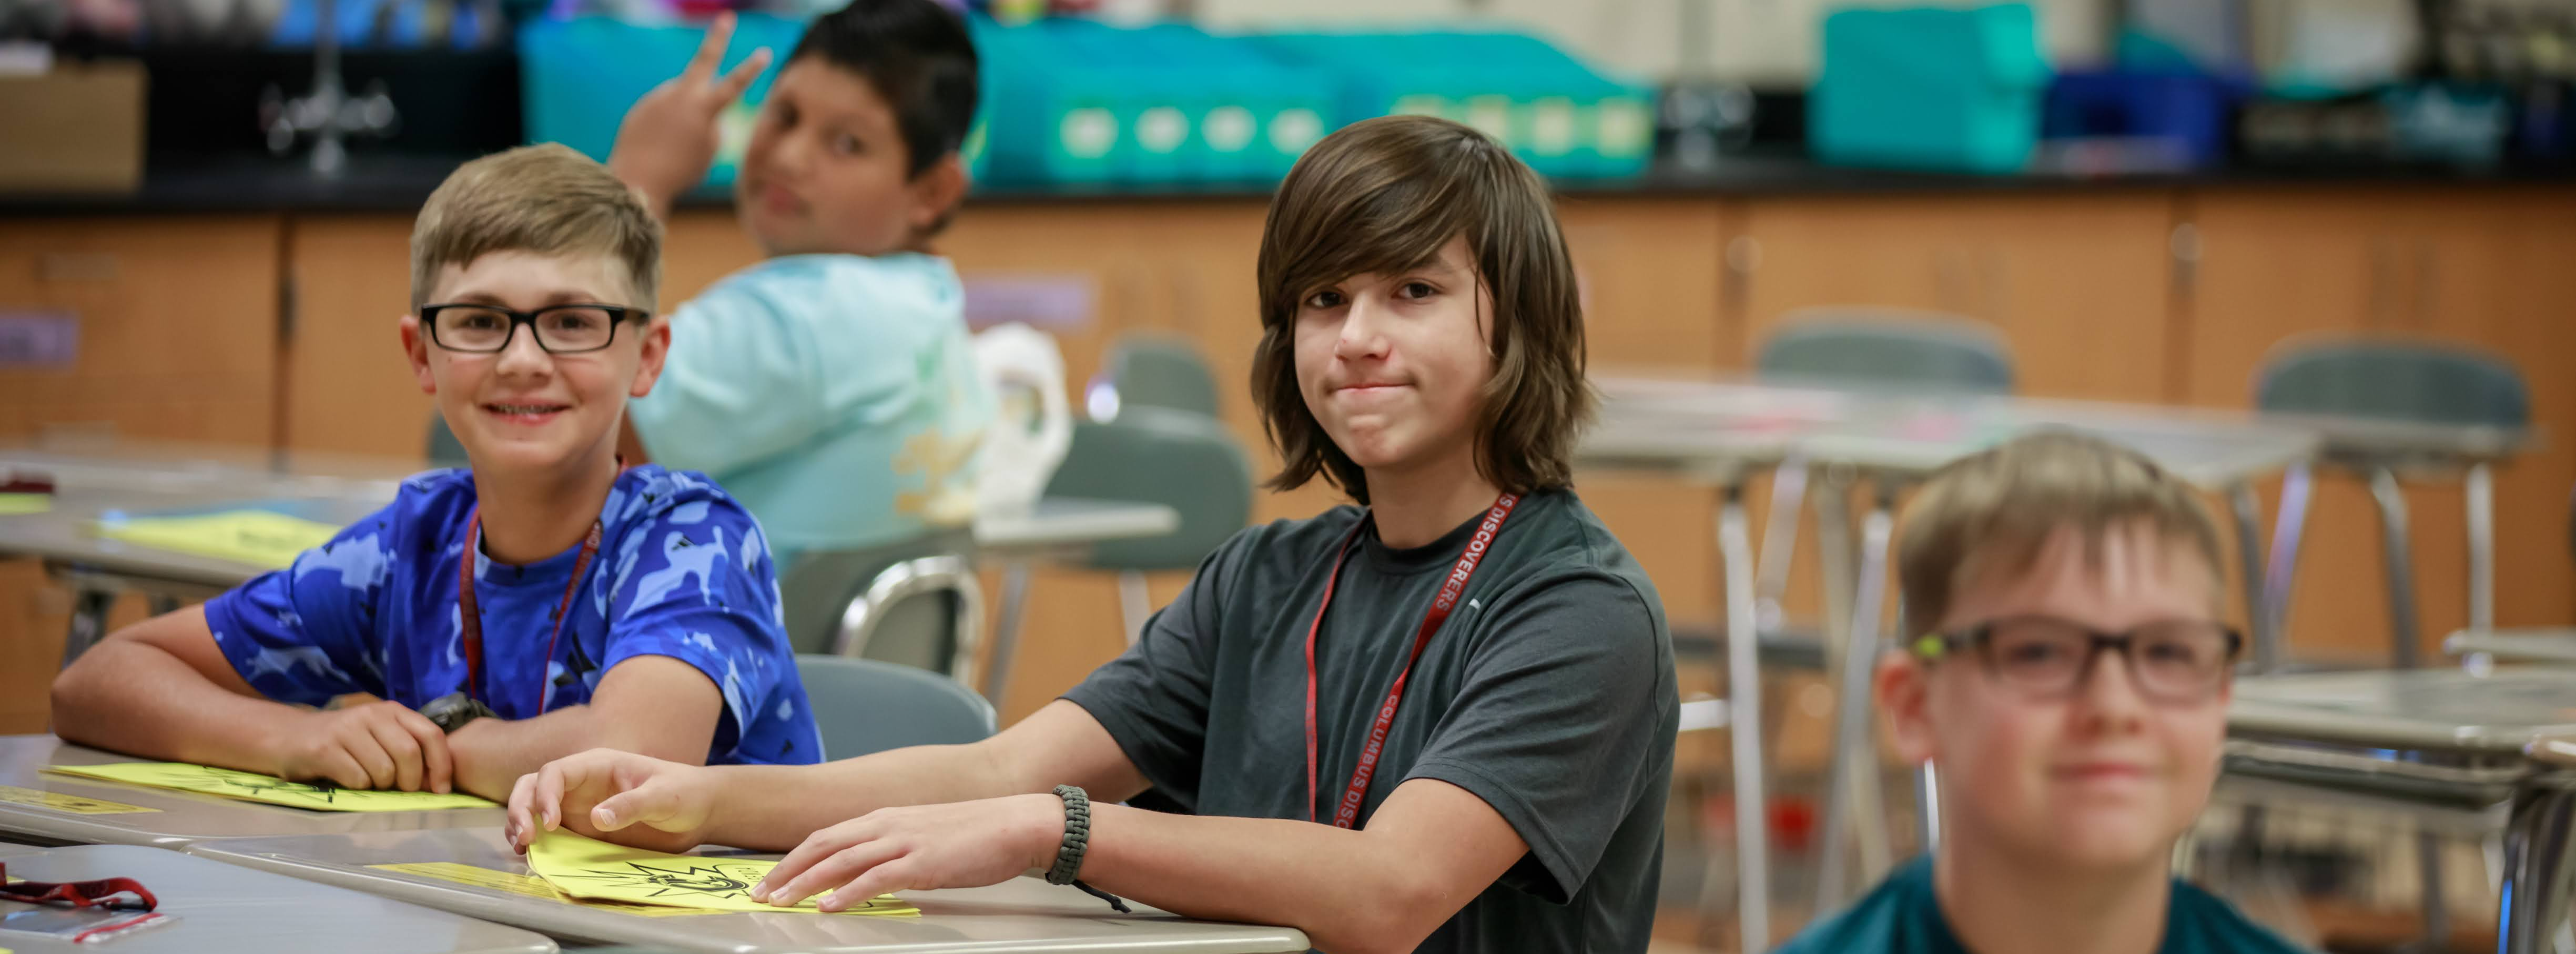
[0,216,283,444]
[2182,187,2576,660]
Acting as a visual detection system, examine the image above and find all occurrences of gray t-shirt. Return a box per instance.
[1063,489,1677,953]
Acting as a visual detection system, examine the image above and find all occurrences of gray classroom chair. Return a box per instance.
[1720,308,2018,910]
[1091,333,1222,420]
[2249,336,2529,950]
[795,655,996,760]
[1755,309,2016,397]
[777,531,982,684]
[2255,336,2530,669]
[1041,406,1254,644]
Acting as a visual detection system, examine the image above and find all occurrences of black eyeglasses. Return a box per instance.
[421,303,649,354]
[1910,614,2244,703]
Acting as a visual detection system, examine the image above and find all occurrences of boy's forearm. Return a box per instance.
[50,641,303,774]
[702,743,1033,851]
[1076,805,1440,954]
[447,704,706,801]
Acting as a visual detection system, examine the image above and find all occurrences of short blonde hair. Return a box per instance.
[410,144,662,311]
[1898,430,2225,630]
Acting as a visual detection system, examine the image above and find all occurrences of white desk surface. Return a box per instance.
[0,842,554,954]
[971,498,1179,554]
[2228,668,2576,754]
[184,827,1312,954]
[0,736,504,847]
[2446,628,2576,664]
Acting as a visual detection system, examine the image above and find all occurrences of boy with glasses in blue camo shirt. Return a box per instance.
[1776,431,2309,954]
[53,145,820,803]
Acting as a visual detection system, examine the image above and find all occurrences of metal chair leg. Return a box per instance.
[1819,482,1896,906]
[1118,571,1152,647]
[2228,482,2275,673]
[981,563,1035,702]
[2263,463,2315,664]
[1717,481,1769,954]
[2467,463,2495,633]
[2497,784,2576,954]
[60,586,115,669]
[2369,466,2423,670]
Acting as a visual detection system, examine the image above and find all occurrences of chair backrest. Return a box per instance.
[2256,337,2530,428]
[1043,406,1253,572]
[427,413,468,468]
[777,530,977,659]
[794,655,996,760]
[1094,334,1221,419]
[1756,309,2016,396]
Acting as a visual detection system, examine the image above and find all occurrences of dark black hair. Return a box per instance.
[786,0,979,177]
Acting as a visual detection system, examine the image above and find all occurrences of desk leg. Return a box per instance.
[1818,483,1895,907]
[2228,482,2276,673]
[2264,463,2315,663]
[60,586,115,669]
[2500,784,2576,954]
[2467,463,2495,633]
[981,563,1035,703]
[1717,482,1769,954]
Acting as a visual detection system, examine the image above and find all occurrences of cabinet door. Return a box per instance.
[1733,194,2178,402]
[0,216,281,444]
[279,215,428,460]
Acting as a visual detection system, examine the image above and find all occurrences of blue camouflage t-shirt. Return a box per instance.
[202,464,822,766]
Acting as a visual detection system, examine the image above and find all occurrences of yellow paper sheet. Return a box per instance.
[43,763,495,812]
[0,493,48,515]
[369,862,722,918]
[0,784,157,816]
[96,510,339,568]
[527,830,917,915]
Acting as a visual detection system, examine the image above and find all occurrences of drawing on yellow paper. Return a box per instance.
[369,862,722,917]
[96,510,339,568]
[0,784,157,816]
[526,830,918,915]
[43,763,495,812]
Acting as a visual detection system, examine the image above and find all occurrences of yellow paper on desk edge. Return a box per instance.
[0,493,48,515]
[527,830,916,915]
[96,510,340,569]
[44,763,496,812]
[370,862,724,917]
[0,783,157,815]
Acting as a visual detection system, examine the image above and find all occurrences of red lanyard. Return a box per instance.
[1305,492,1518,829]
[457,508,601,711]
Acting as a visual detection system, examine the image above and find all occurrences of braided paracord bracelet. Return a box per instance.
[1048,785,1130,913]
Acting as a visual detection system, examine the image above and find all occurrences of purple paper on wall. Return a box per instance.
[0,312,77,369]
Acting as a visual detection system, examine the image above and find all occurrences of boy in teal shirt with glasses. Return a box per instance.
[1776,431,2309,954]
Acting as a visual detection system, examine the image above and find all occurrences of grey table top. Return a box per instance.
[2228,668,2576,754]
[0,841,555,954]
[0,736,504,847]
[184,828,1313,954]
[0,442,1178,588]
[1583,374,2324,489]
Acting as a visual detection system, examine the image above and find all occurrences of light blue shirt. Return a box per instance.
[631,252,991,561]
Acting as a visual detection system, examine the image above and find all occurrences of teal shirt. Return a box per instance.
[1773,857,2313,954]
[631,253,991,561]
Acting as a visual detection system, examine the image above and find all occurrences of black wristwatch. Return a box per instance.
[418,693,496,734]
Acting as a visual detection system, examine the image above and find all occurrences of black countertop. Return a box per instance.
[7,151,2575,218]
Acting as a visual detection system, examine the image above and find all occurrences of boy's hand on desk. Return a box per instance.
[607,12,773,217]
[749,794,1063,913]
[271,699,453,793]
[506,748,716,855]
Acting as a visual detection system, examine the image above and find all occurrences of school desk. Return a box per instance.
[2226,667,2576,954]
[0,841,555,954]
[2443,626,2576,665]
[184,827,1311,953]
[0,736,503,848]
[0,442,1179,671]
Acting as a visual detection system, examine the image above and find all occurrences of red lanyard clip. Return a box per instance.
[0,862,159,912]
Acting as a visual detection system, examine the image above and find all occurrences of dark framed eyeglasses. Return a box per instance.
[421,303,650,354]
[1910,614,2244,704]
